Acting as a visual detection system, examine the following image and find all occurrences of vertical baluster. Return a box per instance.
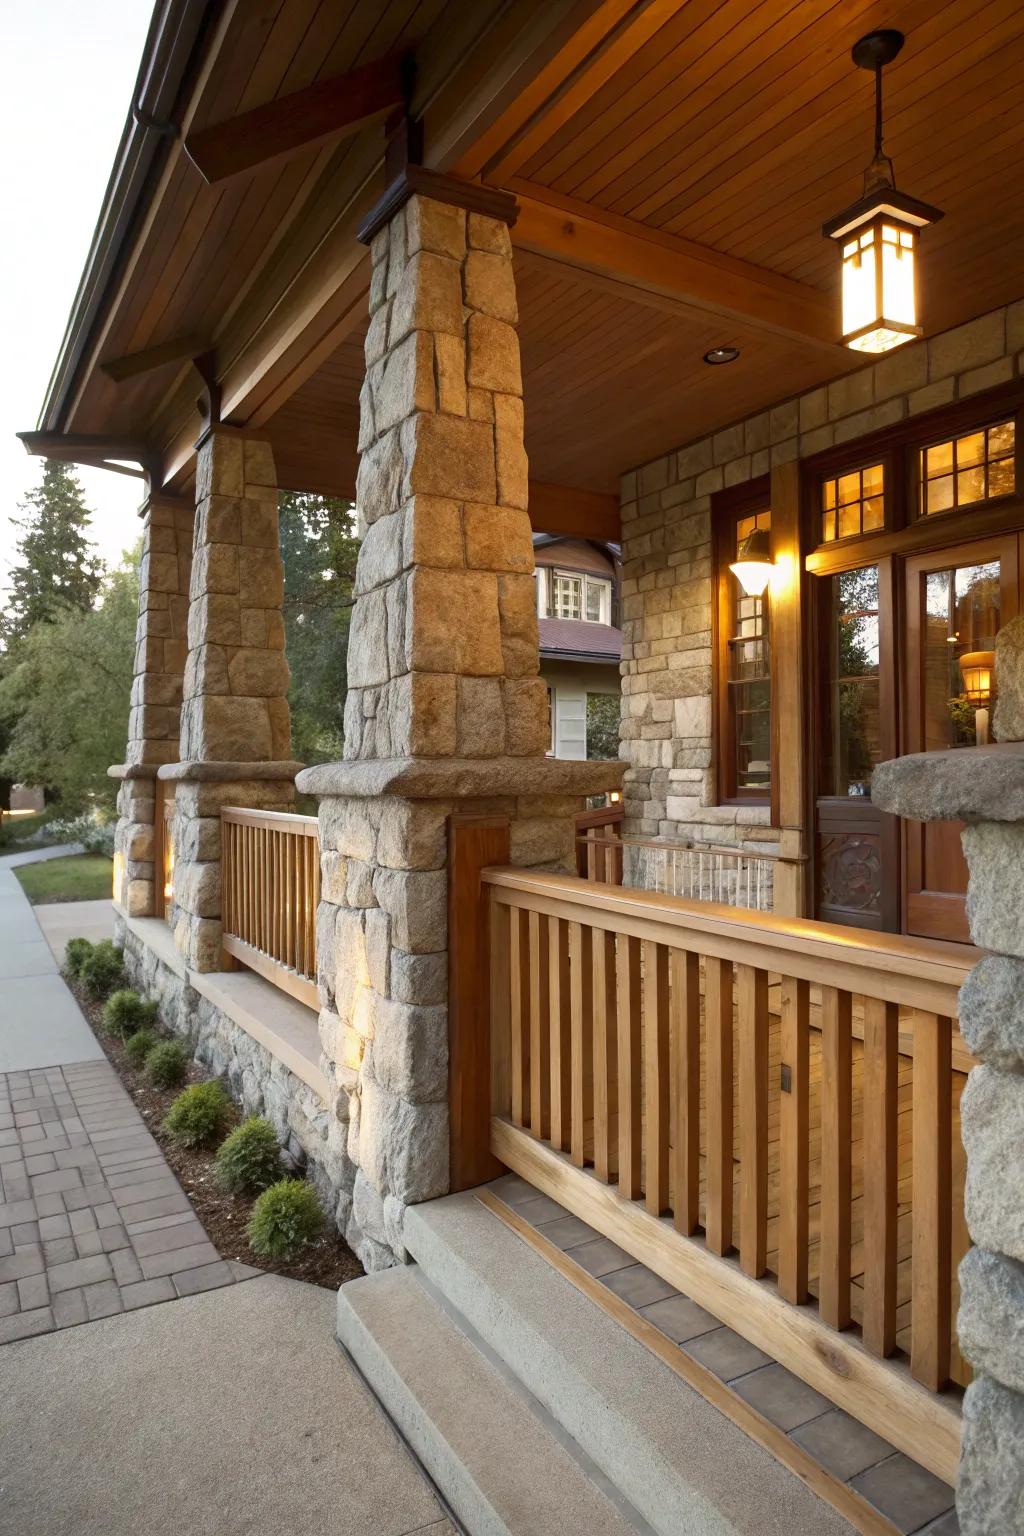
[272,830,280,961]
[569,923,593,1168]
[240,823,247,944]
[670,948,700,1231]
[862,997,899,1356]
[490,899,512,1121]
[509,909,530,1129]
[820,986,853,1330]
[592,928,617,1182]
[311,829,321,979]
[222,821,231,937]
[912,1012,953,1390]
[738,964,769,1277]
[643,941,670,1215]
[778,975,810,1304]
[705,956,734,1255]
[548,917,571,1152]
[616,934,642,1199]
[528,910,550,1141]
[302,834,312,978]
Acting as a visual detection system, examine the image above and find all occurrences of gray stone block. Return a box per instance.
[962,1065,1024,1261]
[959,954,1024,1071]
[958,1248,1024,1394]
[958,1374,1024,1536]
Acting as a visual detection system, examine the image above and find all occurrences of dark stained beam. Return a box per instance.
[184,51,409,186]
[529,481,620,542]
[18,431,153,479]
[100,334,209,384]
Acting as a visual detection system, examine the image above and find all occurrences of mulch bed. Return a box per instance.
[70,982,364,1291]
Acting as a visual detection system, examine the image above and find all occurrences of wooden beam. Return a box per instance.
[511,184,838,351]
[183,52,408,185]
[100,334,209,384]
[17,430,152,466]
[529,480,620,541]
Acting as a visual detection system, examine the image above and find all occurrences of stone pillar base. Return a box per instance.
[109,763,160,917]
[160,759,302,972]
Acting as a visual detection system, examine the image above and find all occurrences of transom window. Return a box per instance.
[726,511,771,796]
[919,420,1015,518]
[821,463,885,543]
[547,570,612,624]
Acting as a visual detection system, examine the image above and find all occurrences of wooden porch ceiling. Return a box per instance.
[41,0,1024,508]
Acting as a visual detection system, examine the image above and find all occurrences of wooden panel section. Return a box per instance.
[528,909,552,1142]
[616,933,642,1199]
[548,916,572,1153]
[219,806,319,1002]
[510,907,529,1129]
[862,998,900,1358]
[737,963,769,1279]
[777,976,810,1305]
[569,921,593,1168]
[643,941,670,1216]
[671,946,700,1234]
[912,1014,953,1391]
[704,955,734,1257]
[592,928,618,1182]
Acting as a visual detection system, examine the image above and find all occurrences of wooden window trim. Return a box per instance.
[712,477,772,807]
[909,415,1018,528]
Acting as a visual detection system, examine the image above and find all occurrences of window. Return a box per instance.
[725,510,771,796]
[548,571,611,623]
[551,572,581,619]
[830,566,881,794]
[821,462,885,542]
[919,420,1015,518]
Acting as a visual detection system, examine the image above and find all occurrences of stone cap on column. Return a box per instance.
[108,762,161,781]
[296,756,626,801]
[871,742,1024,824]
[156,759,304,783]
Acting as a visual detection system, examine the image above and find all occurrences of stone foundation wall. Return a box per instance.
[117,916,355,1231]
[619,301,1024,856]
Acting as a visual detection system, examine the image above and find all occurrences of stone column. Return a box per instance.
[164,430,300,971]
[111,490,193,917]
[872,617,1024,1535]
[297,186,622,1270]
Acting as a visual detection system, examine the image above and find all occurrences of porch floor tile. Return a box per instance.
[850,1454,956,1533]
[681,1324,774,1380]
[790,1407,897,1482]
[729,1362,833,1433]
[602,1261,678,1309]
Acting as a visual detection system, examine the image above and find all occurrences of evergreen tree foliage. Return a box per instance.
[2,460,103,646]
[279,492,359,762]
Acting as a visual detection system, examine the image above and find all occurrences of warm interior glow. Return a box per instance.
[960,650,995,702]
[839,218,919,354]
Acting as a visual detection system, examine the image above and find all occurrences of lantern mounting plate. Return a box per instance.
[851,30,904,71]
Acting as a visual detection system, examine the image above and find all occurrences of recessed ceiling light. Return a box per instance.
[703,345,740,365]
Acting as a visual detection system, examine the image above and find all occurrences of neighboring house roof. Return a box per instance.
[539,617,622,663]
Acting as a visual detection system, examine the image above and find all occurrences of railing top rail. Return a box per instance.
[221,806,319,835]
[482,866,973,1015]
[574,805,624,830]
[576,832,791,863]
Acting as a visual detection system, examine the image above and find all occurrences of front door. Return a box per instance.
[902,538,1017,941]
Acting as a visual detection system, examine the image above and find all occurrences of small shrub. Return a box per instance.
[163,1081,229,1147]
[215,1117,283,1195]
[124,1028,159,1068]
[79,939,124,999]
[63,938,94,978]
[102,989,157,1038]
[147,1040,189,1090]
[248,1178,323,1260]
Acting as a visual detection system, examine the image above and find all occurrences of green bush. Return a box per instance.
[124,1028,159,1068]
[102,989,157,1038]
[248,1178,323,1260]
[215,1117,283,1195]
[79,939,124,999]
[163,1081,230,1148]
[147,1040,189,1090]
[63,937,94,979]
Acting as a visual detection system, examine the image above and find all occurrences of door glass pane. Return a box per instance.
[922,560,1000,749]
[831,566,881,795]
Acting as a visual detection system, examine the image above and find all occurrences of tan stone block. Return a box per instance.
[355,426,405,527]
[175,815,221,863]
[197,433,244,500]
[872,339,927,400]
[402,497,464,569]
[493,392,528,510]
[191,543,239,596]
[136,673,182,707]
[243,437,276,489]
[402,412,496,504]
[172,779,293,818]
[227,649,291,697]
[237,552,284,608]
[456,676,505,757]
[467,388,494,423]
[385,574,409,679]
[178,914,223,972]
[266,611,286,651]
[405,195,467,260]
[239,498,279,548]
[503,677,550,756]
[143,606,172,638]
[827,368,873,420]
[463,504,533,573]
[464,249,517,323]
[239,608,269,647]
[348,588,391,688]
[123,879,155,919]
[321,850,349,906]
[187,593,241,649]
[172,858,221,919]
[409,567,503,676]
[959,357,1014,397]
[498,572,539,677]
[376,798,450,870]
[147,552,184,594]
[397,672,458,756]
[434,332,467,417]
[146,523,177,555]
[466,311,522,395]
[907,378,956,416]
[181,694,273,759]
[929,310,1005,381]
[467,212,512,257]
[390,250,463,344]
[370,329,435,434]
[184,644,230,698]
[510,816,575,868]
[372,866,447,954]
[268,696,292,758]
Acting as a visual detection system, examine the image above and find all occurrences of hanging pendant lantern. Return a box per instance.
[823,31,943,354]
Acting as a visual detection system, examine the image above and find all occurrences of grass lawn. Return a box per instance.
[15,854,113,905]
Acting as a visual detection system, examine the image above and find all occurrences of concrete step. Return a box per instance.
[403,1190,856,1536]
[337,1265,649,1536]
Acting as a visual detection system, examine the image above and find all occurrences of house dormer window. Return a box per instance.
[546,569,612,623]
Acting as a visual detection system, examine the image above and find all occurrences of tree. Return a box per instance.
[587,693,621,759]
[279,492,359,763]
[0,554,137,815]
[2,460,104,647]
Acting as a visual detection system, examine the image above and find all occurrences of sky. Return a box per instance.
[0,0,153,598]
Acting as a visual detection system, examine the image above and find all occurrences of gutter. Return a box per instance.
[539,649,622,666]
[38,0,217,434]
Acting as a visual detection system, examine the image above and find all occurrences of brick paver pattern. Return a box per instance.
[0,1059,256,1342]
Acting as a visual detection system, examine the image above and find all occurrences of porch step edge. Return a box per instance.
[403,1188,858,1536]
[336,1265,648,1536]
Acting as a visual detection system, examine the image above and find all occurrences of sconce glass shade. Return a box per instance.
[960,650,995,702]
[729,527,773,597]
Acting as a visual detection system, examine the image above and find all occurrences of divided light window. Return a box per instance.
[919,420,1015,518]
[550,571,611,624]
[726,511,771,796]
[821,462,885,542]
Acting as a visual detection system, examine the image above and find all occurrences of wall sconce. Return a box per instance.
[960,649,995,744]
[822,31,942,354]
[729,527,774,597]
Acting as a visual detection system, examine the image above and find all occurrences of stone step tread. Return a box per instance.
[337,1266,646,1536]
[403,1191,856,1536]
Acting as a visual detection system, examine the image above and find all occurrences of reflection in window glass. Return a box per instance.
[728,510,771,793]
[831,567,881,794]
[919,421,1015,517]
[552,573,582,619]
[922,560,1001,749]
[821,463,885,543]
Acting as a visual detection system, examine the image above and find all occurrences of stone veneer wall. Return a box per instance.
[618,301,1024,856]
[117,916,355,1228]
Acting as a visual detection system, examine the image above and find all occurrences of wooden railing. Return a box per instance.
[220,807,320,1008]
[482,866,972,1484]
[575,803,624,883]
[580,831,782,911]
